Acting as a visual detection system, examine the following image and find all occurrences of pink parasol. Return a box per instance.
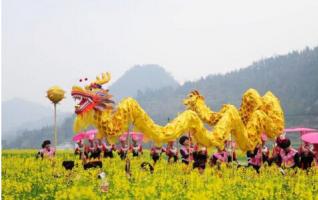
[284,127,316,146]
[85,129,97,140]
[72,129,97,142]
[72,133,86,142]
[284,127,316,134]
[119,132,143,142]
[301,132,318,144]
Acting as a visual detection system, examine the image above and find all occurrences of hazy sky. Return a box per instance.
[2,0,318,111]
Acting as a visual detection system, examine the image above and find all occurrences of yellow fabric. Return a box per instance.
[73,72,284,151]
[74,89,284,151]
[183,89,285,150]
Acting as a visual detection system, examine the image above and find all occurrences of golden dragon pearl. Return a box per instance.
[47,86,65,104]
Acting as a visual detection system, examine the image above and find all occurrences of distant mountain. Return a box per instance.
[109,64,179,101]
[2,98,69,141]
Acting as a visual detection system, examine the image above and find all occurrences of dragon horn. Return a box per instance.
[94,72,111,85]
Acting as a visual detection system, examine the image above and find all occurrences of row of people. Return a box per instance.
[74,138,178,163]
[72,135,318,170]
[178,135,318,173]
[245,135,318,173]
[74,138,142,161]
[38,135,318,173]
[177,136,238,173]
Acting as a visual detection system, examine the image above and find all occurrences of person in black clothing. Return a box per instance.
[89,140,101,160]
[118,139,129,160]
[193,146,208,174]
[246,145,263,173]
[179,136,191,165]
[104,143,116,158]
[130,137,143,157]
[268,136,284,166]
[299,143,314,170]
[277,138,300,169]
[165,141,178,163]
[150,146,164,164]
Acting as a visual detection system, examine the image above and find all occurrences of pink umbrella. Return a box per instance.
[284,127,316,145]
[301,132,318,144]
[72,129,97,142]
[72,133,86,142]
[119,132,143,142]
[85,129,97,140]
[284,127,316,134]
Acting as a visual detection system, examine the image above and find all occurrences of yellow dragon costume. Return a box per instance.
[72,72,284,151]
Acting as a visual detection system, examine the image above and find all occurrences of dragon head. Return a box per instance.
[71,72,115,115]
[183,90,205,108]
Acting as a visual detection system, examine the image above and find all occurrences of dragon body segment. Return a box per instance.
[183,89,285,146]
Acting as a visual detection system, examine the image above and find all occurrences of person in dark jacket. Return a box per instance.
[193,146,208,174]
[277,138,300,169]
[299,143,314,170]
[179,136,193,165]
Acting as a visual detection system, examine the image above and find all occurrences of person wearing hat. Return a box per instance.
[74,140,83,155]
[245,134,270,173]
[74,140,86,161]
[130,135,143,157]
[269,136,284,166]
[36,140,56,159]
[210,146,229,167]
[299,142,314,170]
[193,146,208,173]
[103,141,116,159]
[82,138,101,161]
[118,138,129,160]
[150,145,164,164]
[260,133,270,164]
[277,138,300,169]
[165,141,178,163]
[179,135,193,165]
[246,145,263,173]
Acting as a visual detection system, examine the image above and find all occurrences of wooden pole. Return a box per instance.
[230,132,234,175]
[188,131,192,164]
[54,103,57,147]
[125,125,131,177]
[126,125,130,159]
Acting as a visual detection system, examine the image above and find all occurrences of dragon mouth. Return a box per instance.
[72,92,94,114]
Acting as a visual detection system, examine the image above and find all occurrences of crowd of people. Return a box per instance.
[37,133,318,174]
